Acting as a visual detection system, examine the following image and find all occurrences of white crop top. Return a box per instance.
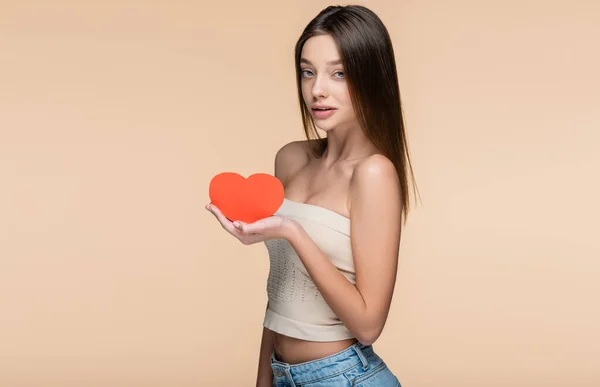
[263,198,356,342]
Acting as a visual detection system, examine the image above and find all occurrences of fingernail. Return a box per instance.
[233,221,239,228]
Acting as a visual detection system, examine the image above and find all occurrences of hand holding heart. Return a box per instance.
[205,172,295,245]
[205,202,292,245]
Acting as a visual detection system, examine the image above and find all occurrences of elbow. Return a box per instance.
[354,326,383,347]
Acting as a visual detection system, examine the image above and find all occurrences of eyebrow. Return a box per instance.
[300,58,343,66]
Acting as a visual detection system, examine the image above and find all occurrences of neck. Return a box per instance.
[321,125,378,165]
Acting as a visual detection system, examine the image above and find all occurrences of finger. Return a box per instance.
[208,205,238,234]
[207,204,226,221]
[206,205,223,223]
[233,221,261,235]
[232,221,245,231]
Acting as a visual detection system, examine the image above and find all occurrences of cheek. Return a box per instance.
[333,83,350,102]
[343,90,352,105]
[301,83,312,101]
[340,87,354,110]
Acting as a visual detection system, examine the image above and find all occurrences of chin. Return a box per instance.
[314,120,337,132]
[316,127,334,134]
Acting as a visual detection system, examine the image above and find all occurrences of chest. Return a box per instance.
[283,163,354,218]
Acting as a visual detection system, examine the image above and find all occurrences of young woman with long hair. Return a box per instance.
[207,5,417,386]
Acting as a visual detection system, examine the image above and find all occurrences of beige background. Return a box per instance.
[1,0,599,386]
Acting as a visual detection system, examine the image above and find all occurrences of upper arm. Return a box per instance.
[274,140,310,186]
[349,154,402,332]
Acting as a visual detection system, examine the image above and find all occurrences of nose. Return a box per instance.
[311,74,329,99]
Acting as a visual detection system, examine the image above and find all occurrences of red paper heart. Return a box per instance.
[209,172,284,224]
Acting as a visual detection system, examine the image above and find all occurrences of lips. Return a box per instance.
[312,105,336,111]
[311,107,337,119]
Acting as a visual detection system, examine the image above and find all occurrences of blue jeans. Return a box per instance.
[270,342,401,386]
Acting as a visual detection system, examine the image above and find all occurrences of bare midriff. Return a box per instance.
[271,330,358,365]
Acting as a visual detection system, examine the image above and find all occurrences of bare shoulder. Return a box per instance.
[349,154,402,213]
[352,154,399,184]
[274,139,314,186]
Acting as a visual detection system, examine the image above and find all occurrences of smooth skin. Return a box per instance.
[206,35,402,386]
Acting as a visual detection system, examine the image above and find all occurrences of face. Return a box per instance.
[299,34,356,132]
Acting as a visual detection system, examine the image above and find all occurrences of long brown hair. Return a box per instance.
[294,5,419,222]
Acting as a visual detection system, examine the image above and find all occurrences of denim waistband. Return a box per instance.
[270,342,374,385]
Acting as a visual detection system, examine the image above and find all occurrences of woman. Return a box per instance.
[207,5,417,387]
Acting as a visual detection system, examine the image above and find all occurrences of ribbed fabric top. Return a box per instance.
[263,198,356,342]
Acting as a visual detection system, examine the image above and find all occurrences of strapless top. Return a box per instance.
[263,198,356,342]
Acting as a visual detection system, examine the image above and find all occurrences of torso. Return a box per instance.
[269,139,373,364]
[272,334,358,365]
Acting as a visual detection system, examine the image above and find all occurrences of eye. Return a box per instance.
[333,71,345,79]
[301,69,314,77]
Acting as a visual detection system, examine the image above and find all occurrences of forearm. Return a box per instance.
[255,325,274,387]
[284,222,377,343]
